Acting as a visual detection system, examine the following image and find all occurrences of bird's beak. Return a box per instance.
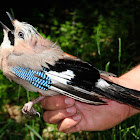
[0,12,15,46]
[0,12,16,35]
[0,12,15,33]
[0,21,10,32]
[6,12,15,26]
[6,12,22,29]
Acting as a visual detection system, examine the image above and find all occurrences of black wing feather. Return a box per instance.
[45,58,140,108]
[49,58,100,91]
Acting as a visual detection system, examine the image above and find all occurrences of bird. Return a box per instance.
[0,12,140,117]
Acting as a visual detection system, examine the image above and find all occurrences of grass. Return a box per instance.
[118,38,121,76]
[96,28,102,70]
[25,124,43,140]
[1,119,140,140]
[105,62,110,72]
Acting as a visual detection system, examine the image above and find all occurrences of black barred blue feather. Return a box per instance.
[10,66,52,90]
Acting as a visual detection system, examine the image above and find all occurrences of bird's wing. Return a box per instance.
[43,58,140,108]
[44,58,106,104]
[9,56,105,104]
[8,47,140,108]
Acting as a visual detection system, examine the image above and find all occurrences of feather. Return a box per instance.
[10,66,52,91]
[95,78,140,108]
[44,65,104,104]
[46,58,100,91]
[9,62,106,104]
[99,70,117,77]
[49,84,105,104]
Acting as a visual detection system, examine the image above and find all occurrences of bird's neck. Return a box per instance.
[0,48,13,72]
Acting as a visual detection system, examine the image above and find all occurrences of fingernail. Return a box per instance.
[66,107,76,114]
[73,114,81,121]
[65,98,74,105]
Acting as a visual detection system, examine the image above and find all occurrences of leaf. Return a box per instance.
[96,28,101,56]
[118,38,121,63]
[25,124,43,140]
[105,62,110,72]
[0,120,13,138]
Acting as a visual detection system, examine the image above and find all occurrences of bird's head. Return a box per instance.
[0,12,52,52]
[0,12,64,70]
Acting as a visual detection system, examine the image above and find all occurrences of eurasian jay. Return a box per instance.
[0,12,140,117]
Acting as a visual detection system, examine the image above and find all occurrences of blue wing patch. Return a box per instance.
[10,66,52,90]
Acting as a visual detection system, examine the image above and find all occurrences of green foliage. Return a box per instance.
[0,4,139,140]
[25,124,43,140]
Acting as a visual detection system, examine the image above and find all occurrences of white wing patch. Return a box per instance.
[95,78,110,89]
[46,70,104,104]
[46,70,75,85]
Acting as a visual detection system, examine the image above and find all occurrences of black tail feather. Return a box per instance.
[96,81,140,109]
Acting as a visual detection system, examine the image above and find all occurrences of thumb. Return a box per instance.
[57,114,82,133]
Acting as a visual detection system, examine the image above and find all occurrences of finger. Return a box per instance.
[41,95,75,110]
[43,106,77,124]
[57,114,82,133]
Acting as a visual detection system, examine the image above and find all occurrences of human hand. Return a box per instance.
[41,95,140,133]
[41,73,140,133]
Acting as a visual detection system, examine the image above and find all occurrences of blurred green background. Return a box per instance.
[0,3,140,140]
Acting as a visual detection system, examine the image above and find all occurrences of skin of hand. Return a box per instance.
[41,65,140,133]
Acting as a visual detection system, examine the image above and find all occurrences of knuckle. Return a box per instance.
[57,111,70,118]
[43,107,77,124]
[43,111,62,124]
[41,95,66,110]
[43,116,54,124]
[55,102,61,108]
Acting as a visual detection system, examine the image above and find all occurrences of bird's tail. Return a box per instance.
[96,79,140,109]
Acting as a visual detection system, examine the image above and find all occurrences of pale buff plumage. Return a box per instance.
[0,19,66,97]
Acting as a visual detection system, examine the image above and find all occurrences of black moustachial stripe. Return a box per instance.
[8,31,14,45]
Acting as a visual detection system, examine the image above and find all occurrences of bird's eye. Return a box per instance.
[18,31,24,39]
